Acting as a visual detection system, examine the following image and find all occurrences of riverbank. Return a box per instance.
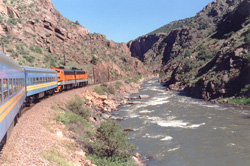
[164,81,250,110]
[0,75,152,166]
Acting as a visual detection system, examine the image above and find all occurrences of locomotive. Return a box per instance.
[0,52,89,146]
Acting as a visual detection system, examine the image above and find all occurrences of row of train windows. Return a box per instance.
[27,77,56,85]
[0,78,25,105]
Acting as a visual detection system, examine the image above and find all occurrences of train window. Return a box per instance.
[19,79,21,90]
[0,79,2,104]
[3,79,8,101]
[15,79,17,92]
[27,78,29,86]
[19,79,21,89]
[13,78,16,94]
[46,77,48,83]
[16,79,19,91]
[21,78,25,89]
[43,77,46,83]
[36,77,38,84]
[9,79,13,97]
[33,78,35,85]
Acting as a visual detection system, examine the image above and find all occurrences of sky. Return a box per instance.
[51,0,213,43]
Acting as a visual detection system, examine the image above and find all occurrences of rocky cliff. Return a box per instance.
[128,0,250,100]
[0,0,147,82]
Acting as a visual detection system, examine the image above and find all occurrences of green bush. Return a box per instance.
[197,45,213,60]
[23,55,35,63]
[240,84,250,94]
[94,85,115,95]
[87,155,135,166]
[30,45,42,54]
[223,31,234,38]
[16,44,29,55]
[243,52,250,60]
[219,97,250,106]
[89,120,136,162]
[66,96,90,119]
[75,20,80,25]
[127,74,142,83]
[244,29,250,44]
[44,54,56,67]
[54,105,93,137]
[91,56,98,65]
[115,81,123,90]
[184,50,192,57]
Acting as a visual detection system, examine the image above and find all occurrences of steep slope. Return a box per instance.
[128,0,250,100]
[0,0,147,82]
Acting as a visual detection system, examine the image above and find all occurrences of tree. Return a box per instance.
[75,20,80,25]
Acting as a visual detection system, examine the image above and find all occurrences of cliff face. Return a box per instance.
[129,0,250,100]
[0,0,147,82]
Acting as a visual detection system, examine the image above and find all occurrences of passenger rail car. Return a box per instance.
[0,53,26,146]
[24,67,58,103]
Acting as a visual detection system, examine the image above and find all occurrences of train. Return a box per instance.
[0,52,89,147]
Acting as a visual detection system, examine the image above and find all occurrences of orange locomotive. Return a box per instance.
[51,67,88,92]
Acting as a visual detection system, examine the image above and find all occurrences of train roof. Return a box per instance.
[0,52,24,71]
[23,66,57,74]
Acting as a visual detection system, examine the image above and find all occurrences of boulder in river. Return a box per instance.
[124,128,134,132]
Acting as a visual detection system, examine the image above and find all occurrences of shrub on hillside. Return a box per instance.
[245,29,250,44]
[66,95,90,119]
[126,74,142,83]
[91,56,98,65]
[89,120,136,162]
[115,81,123,90]
[94,85,115,95]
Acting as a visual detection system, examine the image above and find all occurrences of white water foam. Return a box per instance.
[168,146,180,152]
[139,110,155,114]
[142,133,164,139]
[147,80,158,84]
[142,133,173,142]
[160,136,173,141]
[144,116,205,129]
[146,96,170,106]
[127,112,139,118]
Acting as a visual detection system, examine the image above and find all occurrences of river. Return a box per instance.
[112,78,250,166]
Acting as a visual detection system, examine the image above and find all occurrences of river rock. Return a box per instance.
[139,95,150,99]
[132,153,144,166]
[124,128,134,132]
[116,118,124,121]
[101,113,110,119]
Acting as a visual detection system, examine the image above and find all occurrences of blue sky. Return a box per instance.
[51,0,213,43]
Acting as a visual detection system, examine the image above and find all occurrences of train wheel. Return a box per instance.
[0,134,7,151]
[14,116,18,126]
